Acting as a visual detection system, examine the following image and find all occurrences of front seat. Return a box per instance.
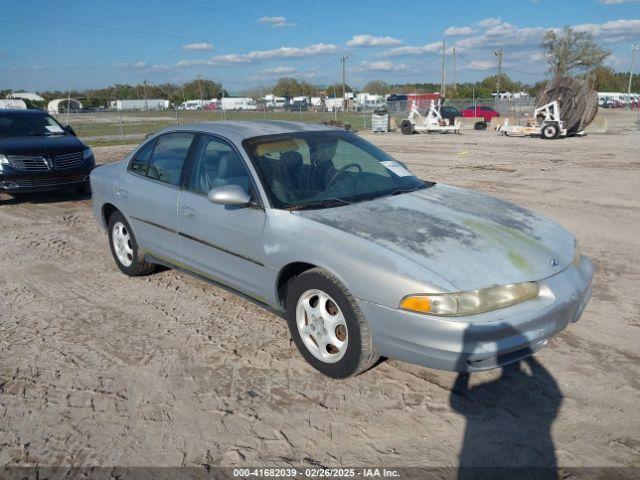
[216,153,250,193]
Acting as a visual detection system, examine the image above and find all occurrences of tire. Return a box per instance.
[285,268,379,378]
[541,123,559,140]
[75,182,91,196]
[400,120,414,135]
[474,121,487,130]
[107,211,155,276]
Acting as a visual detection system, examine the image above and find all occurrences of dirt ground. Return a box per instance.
[1,110,639,470]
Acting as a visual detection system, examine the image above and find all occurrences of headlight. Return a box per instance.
[83,148,93,160]
[572,241,581,267]
[400,282,540,316]
[0,154,8,165]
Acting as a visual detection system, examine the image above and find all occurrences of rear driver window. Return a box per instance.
[129,139,156,175]
[146,133,195,186]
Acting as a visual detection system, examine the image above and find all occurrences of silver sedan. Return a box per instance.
[90,121,593,378]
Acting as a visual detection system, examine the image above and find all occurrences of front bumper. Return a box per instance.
[359,255,593,372]
[0,163,93,194]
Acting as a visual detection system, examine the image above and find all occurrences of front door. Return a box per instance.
[177,134,270,300]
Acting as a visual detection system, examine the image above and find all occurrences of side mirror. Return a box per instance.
[207,184,251,206]
[64,125,76,136]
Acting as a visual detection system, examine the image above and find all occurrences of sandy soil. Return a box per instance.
[0,110,639,469]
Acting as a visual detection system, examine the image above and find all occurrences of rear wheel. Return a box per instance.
[400,120,414,135]
[107,211,155,276]
[285,268,378,378]
[541,123,559,140]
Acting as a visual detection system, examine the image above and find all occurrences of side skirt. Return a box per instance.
[143,252,285,319]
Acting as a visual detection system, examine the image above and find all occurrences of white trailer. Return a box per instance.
[221,97,257,110]
[496,101,568,139]
[263,95,286,108]
[400,101,460,134]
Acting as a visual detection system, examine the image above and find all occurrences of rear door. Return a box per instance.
[116,132,196,262]
[177,134,270,299]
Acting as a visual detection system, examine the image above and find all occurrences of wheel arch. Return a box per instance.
[101,203,120,228]
[275,262,319,309]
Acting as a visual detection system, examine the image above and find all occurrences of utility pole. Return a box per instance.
[340,56,348,112]
[197,73,204,103]
[452,47,457,92]
[440,40,446,98]
[494,47,503,99]
[143,78,148,111]
[627,44,639,110]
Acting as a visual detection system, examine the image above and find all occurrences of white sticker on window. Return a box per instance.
[46,125,64,133]
[381,160,412,177]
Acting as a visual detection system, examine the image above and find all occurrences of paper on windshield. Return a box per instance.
[45,125,64,133]
[381,160,412,177]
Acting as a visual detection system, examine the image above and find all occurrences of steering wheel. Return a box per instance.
[325,163,362,190]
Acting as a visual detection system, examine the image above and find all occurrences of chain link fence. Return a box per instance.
[54,97,541,145]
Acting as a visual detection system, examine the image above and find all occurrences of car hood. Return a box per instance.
[0,135,86,156]
[295,184,575,291]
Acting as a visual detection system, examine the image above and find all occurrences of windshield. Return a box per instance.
[0,113,66,138]
[243,130,430,209]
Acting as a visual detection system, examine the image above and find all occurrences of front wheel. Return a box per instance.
[541,123,559,140]
[285,268,379,378]
[107,211,155,276]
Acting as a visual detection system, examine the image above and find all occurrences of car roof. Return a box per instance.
[0,109,48,115]
[158,120,339,142]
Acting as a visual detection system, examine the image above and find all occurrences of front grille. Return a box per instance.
[54,151,85,170]
[7,155,50,171]
[12,175,86,188]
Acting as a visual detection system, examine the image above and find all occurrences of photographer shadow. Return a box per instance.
[449,325,563,479]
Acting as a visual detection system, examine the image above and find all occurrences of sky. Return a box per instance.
[1,0,639,94]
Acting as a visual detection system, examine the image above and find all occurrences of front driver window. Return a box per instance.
[187,135,251,196]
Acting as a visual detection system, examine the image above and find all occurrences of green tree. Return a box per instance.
[363,80,390,95]
[323,82,352,97]
[541,26,610,78]
[271,77,317,98]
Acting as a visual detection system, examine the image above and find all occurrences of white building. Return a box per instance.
[8,92,45,102]
[109,99,169,110]
[0,99,27,109]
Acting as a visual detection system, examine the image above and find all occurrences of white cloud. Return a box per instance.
[378,42,442,57]
[182,42,214,52]
[257,16,295,27]
[177,43,340,67]
[573,19,640,44]
[598,0,640,4]
[477,17,504,28]
[444,26,476,36]
[466,60,496,71]
[116,61,172,72]
[346,34,402,47]
[353,60,409,72]
[260,66,298,75]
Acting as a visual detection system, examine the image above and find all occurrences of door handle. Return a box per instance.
[181,206,195,217]
[115,189,128,199]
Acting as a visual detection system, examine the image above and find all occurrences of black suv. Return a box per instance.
[0,109,94,196]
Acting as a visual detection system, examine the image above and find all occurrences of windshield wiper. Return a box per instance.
[286,198,351,211]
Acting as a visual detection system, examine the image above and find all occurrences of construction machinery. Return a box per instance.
[496,101,568,140]
[400,101,461,135]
